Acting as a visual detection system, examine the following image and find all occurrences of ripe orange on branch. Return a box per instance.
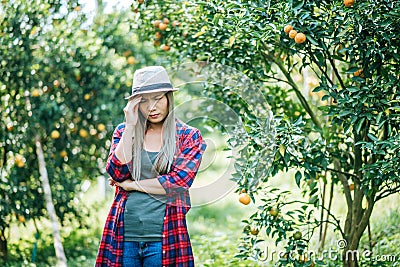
[32,89,41,97]
[15,154,25,168]
[51,130,60,139]
[79,129,89,138]
[127,56,135,65]
[239,193,251,205]
[269,207,279,217]
[250,227,259,235]
[293,231,302,240]
[288,30,298,39]
[97,123,106,132]
[353,69,363,77]
[158,23,167,31]
[349,183,355,191]
[295,33,307,44]
[152,20,161,28]
[161,44,170,51]
[284,25,293,34]
[344,0,355,7]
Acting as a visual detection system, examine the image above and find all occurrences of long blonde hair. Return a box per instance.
[130,91,176,180]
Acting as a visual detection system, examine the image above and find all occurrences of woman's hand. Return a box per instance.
[108,178,136,191]
[123,96,142,126]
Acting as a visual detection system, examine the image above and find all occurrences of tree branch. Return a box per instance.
[325,50,346,90]
[306,47,335,87]
[260,43,322,130]
[325,166,359,180]
[375,185,400,201]
[258,76,294,87]
[283,199,345,237]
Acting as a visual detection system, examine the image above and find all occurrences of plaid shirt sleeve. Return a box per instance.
[157,126,207,196]
[105,123,132,182]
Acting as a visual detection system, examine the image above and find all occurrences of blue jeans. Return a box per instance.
[123,241,162,267]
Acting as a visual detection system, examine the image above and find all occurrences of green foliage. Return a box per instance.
[133,0,400,266]
[0,0,156,259]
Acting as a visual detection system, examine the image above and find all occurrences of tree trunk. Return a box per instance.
[0,230,7,260]
[35,136,68,267]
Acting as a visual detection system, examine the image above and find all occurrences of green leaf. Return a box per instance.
[295,171,302,187]
[309,195,318,204]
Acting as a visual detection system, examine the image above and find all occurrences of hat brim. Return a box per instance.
[124,88,179,100]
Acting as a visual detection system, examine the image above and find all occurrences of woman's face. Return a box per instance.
[139,92,169,124]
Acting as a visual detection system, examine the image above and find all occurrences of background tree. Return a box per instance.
[0,0,154,262]
[133,0,400,266]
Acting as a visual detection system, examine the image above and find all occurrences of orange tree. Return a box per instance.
[132,0,400,266]
[0,0,154,261]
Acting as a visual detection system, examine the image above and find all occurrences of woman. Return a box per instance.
[96,66,207,267]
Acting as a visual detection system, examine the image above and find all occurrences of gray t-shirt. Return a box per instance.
[124,150,167,242]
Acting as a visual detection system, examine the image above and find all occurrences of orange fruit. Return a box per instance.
[153,40,161,47]
[127,56,135,64]
[32,89,41,97]
[293,231,302,240]
[344,0,355,7]
[74,6,81,12]
[349,183,355,191]
[97,123,106,132]
[17,161,25,168]
[138,0,144,4]
[60,150,68,158]
[353,69,363,77]
[123,50,131,57]
[15,154,25,167]
[152,20,161,28]
[284,25,293,34]
[269,207,279,217]
[6,123,13,131]
[172,20,180,27]
[18,215,25,223]
[51,130,60,139]
[295,33,307,44]
[288,30,298,39]
[53,80,60,87]
[162,44,170,51]
[79,129,89,138]
[239,193,251,205]
[163,18,169,24]
[250,227,259,235]
[158,23,167,31]
[155,32,162,40]
[84,93,91,100]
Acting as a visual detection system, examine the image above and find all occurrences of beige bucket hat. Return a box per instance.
[125,66,178,99]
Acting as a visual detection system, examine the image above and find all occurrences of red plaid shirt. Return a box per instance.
[95,119,207,267]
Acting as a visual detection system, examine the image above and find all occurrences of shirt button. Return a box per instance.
[163,250,166,254]
[162,234,165,238]
[163,216,166,220]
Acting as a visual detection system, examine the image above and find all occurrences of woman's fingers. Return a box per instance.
[124,96,142,125]
[108,178,117,187]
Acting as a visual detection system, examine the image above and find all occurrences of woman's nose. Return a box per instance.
[148,101,157,111]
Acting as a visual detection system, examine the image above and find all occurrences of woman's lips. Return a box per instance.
[149,114,160,119]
